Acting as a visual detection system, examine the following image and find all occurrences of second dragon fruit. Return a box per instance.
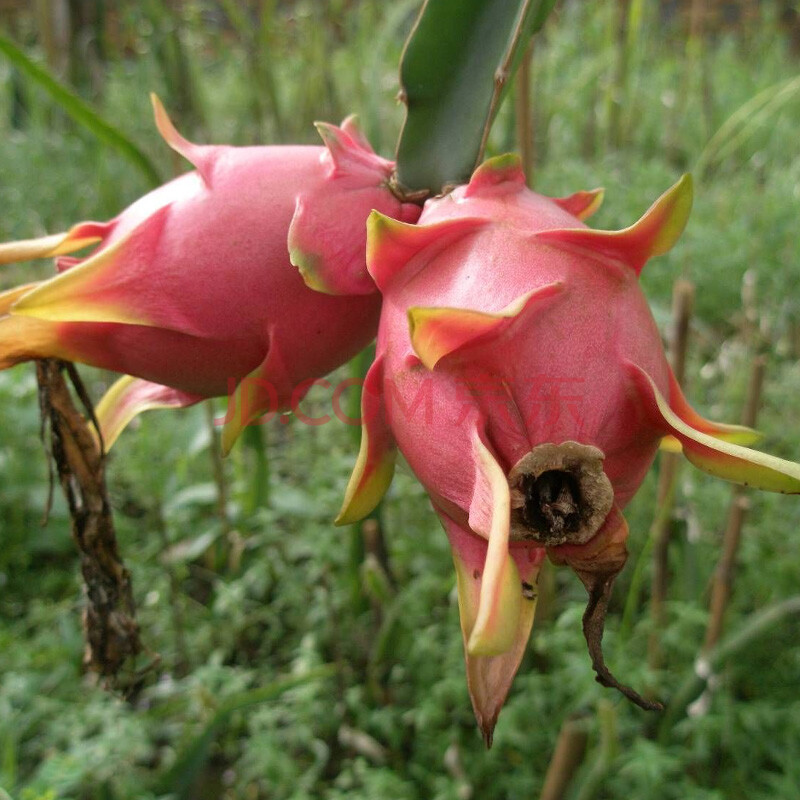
[335,154,800,742]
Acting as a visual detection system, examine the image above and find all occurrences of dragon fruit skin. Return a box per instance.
[336,154,800,742]
[0,96,420,451]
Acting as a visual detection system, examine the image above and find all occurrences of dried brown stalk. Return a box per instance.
[36,359,144,683]
[703,356,765,652]
[648,279,694,671]
[539,715,589,800]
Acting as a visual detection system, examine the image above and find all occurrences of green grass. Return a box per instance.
[2,2,800,799]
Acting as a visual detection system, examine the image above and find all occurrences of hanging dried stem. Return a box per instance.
[578,565,662,712]
[36,358,144,684]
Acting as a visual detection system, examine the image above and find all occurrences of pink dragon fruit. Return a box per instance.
[0,95,420,452]
[335,154,800,743]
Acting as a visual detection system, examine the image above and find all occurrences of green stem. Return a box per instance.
[242,424,270,512]
[619,474,676,642]
[204,401,230,571]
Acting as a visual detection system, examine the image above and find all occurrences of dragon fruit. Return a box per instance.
[0,95,420,452]
[335,154,800,743]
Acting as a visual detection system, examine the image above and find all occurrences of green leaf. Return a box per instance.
[658,595,800,740]
[156,666,334,799]
[0,32,162,188]
[395,0,557,195]
[695,73,800,179]
[160,529,219,564]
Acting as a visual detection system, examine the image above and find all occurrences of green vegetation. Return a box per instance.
[1,2,800,798]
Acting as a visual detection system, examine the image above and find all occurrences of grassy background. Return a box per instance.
[2,1,800,798]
